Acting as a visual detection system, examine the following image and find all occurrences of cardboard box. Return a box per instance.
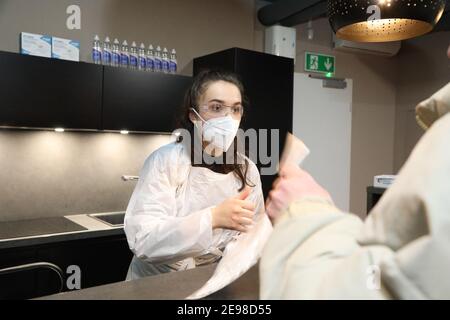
[20,32,52,58]
[52,37,80,62]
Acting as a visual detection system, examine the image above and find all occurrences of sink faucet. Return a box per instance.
[121,175,139,182]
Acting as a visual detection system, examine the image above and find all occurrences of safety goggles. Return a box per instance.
[197,102,244,119]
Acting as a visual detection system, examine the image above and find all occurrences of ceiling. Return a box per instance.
[258,0,450,33]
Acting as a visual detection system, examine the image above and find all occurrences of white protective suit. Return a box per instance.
[124,140,264,280]
[260,83,450,299]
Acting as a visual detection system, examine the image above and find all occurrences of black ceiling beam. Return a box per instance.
[258,0,326,26]
[278,1,327,27]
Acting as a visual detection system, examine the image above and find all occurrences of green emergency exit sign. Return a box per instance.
[305,52,335,75]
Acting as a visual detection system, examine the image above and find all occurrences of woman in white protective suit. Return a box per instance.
[124,70,265,280]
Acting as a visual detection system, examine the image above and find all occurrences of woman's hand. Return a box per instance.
[211,186,256,232]
[266,163,333,222]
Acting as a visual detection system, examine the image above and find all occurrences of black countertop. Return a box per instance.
[0,217,86,239]
[38,263,259,300]
[0,216,125,250]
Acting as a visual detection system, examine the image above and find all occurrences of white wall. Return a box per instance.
[0,0,256,75]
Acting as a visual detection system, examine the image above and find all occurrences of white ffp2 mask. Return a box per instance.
[191,108,240,153]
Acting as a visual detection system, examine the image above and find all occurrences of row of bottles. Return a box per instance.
[92,35,177,74]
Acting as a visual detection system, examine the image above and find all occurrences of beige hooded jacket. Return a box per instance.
[260,82,450,300]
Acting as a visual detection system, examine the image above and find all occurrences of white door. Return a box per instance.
[293,73,353,212]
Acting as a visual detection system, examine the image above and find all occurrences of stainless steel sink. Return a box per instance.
[88,212,125,227]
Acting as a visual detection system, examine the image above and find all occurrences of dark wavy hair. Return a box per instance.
[175,69,254,192]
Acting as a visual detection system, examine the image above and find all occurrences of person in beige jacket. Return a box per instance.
[260,75,450,298]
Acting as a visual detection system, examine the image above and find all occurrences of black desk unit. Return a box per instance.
[366,186,387,214]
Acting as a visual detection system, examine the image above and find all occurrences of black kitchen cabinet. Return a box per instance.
[36,235,132,291]
[0,235,132,300]
[102,66,192,133]
[194,48,294,197]
[0,51,102,130]
[0,51,193,133]
[0,248,39,299]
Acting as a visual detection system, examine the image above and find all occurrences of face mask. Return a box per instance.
[191,108,240,153]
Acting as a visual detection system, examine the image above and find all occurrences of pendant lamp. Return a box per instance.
[328,0,446,42]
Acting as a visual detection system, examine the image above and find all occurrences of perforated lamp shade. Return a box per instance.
[328,0,446,42]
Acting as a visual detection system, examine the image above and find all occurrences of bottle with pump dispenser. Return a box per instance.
[92,35,102,65]
[154,46,162,73]
[169,49,178,74]
[102,37,112,66]
[138,43,147,71]
[129,42,138,70]
[146,45,155,72]
[162,48,170,74]
[111,39,121,67]
[120,40,130,68]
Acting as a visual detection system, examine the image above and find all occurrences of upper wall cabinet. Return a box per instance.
[0,51,103,130]
[0,51,193,133]
[102,67,192,133]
